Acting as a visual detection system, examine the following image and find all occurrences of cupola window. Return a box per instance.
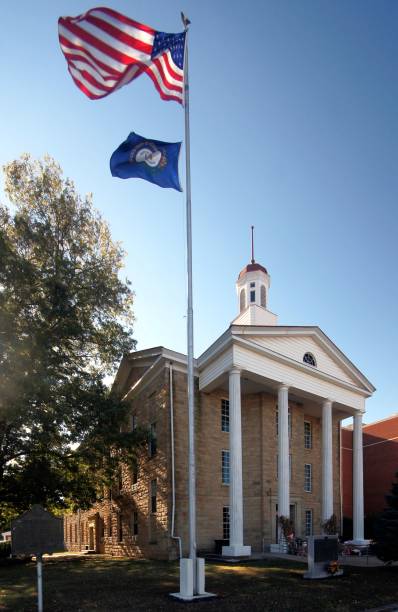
[303,353,316,367]
[260,285,266,308]
[250,290,256,303]
[240,288,246,312]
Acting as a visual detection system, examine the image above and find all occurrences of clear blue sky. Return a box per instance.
[1,1,397,423]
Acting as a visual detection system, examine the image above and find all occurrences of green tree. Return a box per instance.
[0,155,143,528]
[374,471,398,563]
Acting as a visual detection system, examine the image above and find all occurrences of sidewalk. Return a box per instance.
[256,551,398,568]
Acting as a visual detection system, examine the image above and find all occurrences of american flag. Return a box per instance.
[58,7,186,104]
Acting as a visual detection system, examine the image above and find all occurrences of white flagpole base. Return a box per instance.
[170,558,216,601]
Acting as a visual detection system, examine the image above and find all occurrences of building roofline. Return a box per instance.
[198,325,375,394]
[343,413,398,430]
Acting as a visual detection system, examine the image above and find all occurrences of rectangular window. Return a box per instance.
[221,399,229,432]
[151,479,157,513]
[74,524,77,543]
[149,422,157,457]
[304,421,312,449]
[132,460,138,485]
[223,506,230,540]
[222,450,230,485]
[250,290,256,303]
[131,511,138,536]
[305,509,313,536]
[304,463,312,492]
[118,468,123,492]
[250,282,255,288]
[118,515,123,542]
[130,414,137,431]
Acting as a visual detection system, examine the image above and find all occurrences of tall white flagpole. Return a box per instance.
[171,16,214,600]
[182,14,197,577]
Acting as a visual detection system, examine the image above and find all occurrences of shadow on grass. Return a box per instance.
[1,556,397,611]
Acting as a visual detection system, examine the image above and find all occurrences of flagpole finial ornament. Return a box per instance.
[181,12,191,30]
[251,225,255,264]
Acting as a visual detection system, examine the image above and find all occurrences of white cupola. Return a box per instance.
[232,228,278,326]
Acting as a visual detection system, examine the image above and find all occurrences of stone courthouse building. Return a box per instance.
[64,258,375,558]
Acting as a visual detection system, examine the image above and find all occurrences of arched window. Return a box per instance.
[303,352,316,367]
[260,285,266,308]
[240,288,246,312]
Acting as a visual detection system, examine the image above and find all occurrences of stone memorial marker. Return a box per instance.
[303,535,343,579]
[11,505,64,611]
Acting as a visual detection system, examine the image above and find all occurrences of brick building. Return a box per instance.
[64,258,375,558]
[342,414,398,523]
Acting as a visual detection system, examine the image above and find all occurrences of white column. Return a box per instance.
[322,400,334,523]
[277,385,290,544]
[353,411,365,542]
[222,369,251,557]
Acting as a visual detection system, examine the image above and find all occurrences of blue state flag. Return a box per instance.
[110,132,182,191]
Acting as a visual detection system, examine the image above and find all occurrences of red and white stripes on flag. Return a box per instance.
[58,7,185,104]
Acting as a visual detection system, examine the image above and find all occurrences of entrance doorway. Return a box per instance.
[275,503,297,540]
[89,526,95,551]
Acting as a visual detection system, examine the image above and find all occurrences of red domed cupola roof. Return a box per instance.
[238,262,268,281]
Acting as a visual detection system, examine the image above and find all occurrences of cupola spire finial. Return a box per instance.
[251,225,255,264]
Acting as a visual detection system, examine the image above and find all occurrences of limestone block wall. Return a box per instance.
[64,368,173,560]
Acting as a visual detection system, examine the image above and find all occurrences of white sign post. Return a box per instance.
[37,554,43,612]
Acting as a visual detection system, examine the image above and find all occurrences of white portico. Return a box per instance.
[197,259,375,555]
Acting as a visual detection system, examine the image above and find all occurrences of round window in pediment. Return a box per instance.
[303,352,317,367]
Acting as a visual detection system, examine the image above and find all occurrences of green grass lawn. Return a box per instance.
[1,555,397,611]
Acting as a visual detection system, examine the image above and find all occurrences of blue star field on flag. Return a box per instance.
[151,32,186,69]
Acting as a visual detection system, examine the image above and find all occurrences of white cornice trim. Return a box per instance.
[197,329,232,368]
[122,355,164,402]
[121,348,198,402]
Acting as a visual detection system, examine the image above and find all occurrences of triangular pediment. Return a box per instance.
[231,326,374,393]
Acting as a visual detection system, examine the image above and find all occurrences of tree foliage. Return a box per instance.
[374,471,398,563]
[0,155,143,528]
